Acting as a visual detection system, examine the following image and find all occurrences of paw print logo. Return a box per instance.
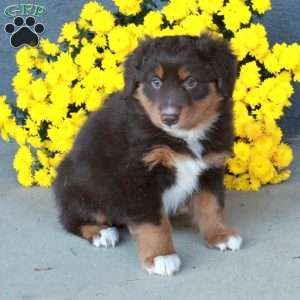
[4,16,44,48]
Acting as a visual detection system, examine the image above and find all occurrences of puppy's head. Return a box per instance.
[124,34,237,132]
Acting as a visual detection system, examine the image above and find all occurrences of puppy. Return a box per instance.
[54,33,242,276]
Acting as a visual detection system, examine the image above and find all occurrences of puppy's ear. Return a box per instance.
[123,38,152,97]
[197,34,237,98]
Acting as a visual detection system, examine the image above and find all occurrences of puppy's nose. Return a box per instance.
[161,113,179,126]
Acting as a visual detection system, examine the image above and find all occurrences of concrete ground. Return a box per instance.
[0,139,300,300]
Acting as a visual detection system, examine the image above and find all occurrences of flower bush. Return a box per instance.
[0,0,298,190]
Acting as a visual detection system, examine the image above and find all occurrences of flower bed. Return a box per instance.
[0,0,298,190]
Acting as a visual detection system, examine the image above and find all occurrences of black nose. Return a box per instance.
[161,113,179,126]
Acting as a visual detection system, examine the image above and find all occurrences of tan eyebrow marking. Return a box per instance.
[154,64,164,79]
[178,67,190,81]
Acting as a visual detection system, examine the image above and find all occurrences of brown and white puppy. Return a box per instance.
[54,33,242,276]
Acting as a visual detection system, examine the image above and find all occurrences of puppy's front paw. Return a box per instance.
[92,227,119,248]
[144,254,181,276]
[214,235,243,251]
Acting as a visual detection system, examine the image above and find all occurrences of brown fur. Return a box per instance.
[203,151,229,168]
[143,145,191,170]
[80,225,103,241]
[134,84,161,128]
[191,191,237,247]
[129,213,175,268]
[154,64,164,79]
[177,66,190,81]
[180,83,223,130]
[54,34,239,274]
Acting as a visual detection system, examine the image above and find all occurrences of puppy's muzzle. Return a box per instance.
[161,107,180,126]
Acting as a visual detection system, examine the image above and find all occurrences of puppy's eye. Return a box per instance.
[183,77,198,90]
[151,77,162,89]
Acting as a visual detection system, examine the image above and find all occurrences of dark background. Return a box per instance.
[0,0,299,137]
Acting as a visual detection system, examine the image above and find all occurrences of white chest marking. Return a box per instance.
[163,156,207,215]
[162,128,211,215]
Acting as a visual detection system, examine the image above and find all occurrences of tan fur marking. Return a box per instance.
[143,145,191,170]
[203,152,229,168]
[180,83,223,130]
[178,67,190,81]
[80,225,103,241]
[129,214,175,268]
[134,84,161,128]
[192,191,237,247]
[154,64,164,79]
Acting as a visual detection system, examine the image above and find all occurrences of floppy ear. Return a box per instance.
[196,34,237,98]
[123,38,152,97]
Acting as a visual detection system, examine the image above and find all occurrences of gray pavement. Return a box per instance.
[0,139,300,300]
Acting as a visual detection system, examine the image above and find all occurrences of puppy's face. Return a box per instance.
[134,61,222,132]
[124,35,237,133]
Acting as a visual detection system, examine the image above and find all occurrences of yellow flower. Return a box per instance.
[224,174,236,189]
[233,142,250,162]
[13,127,27,145]
[249,177,261,191]
[163,0,196,23]
[144,11,163,35]
[34,168,53,187]
[30,79,48,102]
[180,14,213,36]
[80,1,104,21]
[17,169,34,187]
[272,144,293,169]
[198,0,223,14]
[40,39,59,56]
[227,157,248,175]
[252,136,276,159]
[91,10,115,33]
[113,0,142,16]
[249,155,275,184]
[231,24,269,61]
[1,0,297,191]
[75,44,98,71]
[108,26,137,57]
[273,43,300,70]
[239,61,261,88]
[13,145,34,171]
[221,0,251,32]
[244,121,263,141]
[12,70,33,92]
[57,53,78,82]
[16,47,38,69]
[59,22,78,42]
[251,0,271,14]
[270,170,291,184]
[37,150,50,168]
[264,53,280,74]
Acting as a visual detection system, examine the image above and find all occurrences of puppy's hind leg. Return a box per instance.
[79,222,120,248]
[54,175,119,248]
[61,211,120,248]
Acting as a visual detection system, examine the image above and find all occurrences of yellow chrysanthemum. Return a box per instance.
[0,0,297,191]
[251,0,271,14]
[272,144,293,169]
[113,0,142,16]
[249,155,275,184]
[40,39,59,56]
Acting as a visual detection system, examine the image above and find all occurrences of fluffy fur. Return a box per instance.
[54,34,241,275]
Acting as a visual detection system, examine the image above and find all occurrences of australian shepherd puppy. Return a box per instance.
[54,33,242,276]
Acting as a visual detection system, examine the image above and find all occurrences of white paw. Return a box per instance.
[92,227,119,248]
[215,235,243,251]
[145,254,181,276]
